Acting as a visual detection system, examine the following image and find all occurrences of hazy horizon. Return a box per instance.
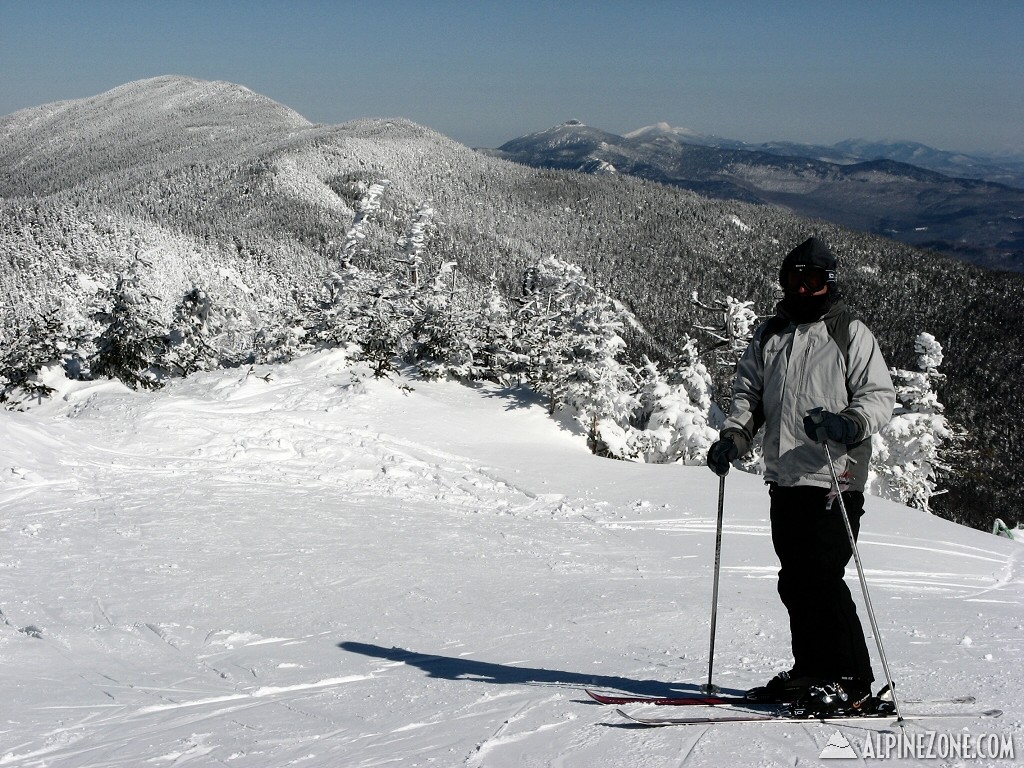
[2,1,1022,157]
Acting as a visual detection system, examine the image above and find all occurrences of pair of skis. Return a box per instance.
[585,689,977,707]
[584,688,1000,727]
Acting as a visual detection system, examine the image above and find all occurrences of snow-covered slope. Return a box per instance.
[0,75,314,196]
[1,353,1020,766]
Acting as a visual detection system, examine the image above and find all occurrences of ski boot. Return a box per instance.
[789,680,873,718]
[866,683,898,715]
[745,669,822,703]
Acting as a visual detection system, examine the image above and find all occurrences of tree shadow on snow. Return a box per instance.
[481,385,588,437]
[338,641,745,699]
[480,383,545,412]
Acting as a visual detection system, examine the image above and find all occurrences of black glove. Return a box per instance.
[707,437,740,476]
[803,407,861,444]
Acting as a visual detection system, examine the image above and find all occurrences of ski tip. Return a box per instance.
[616,708,649,722]
[585,689,633,705]
[615,708,667,725]
[949,695,977,705]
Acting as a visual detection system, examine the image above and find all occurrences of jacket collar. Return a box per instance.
[775,294,846,326]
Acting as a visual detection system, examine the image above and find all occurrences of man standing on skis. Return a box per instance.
[706,236,896,715]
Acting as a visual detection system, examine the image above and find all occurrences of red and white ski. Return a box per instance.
[616,707,1002,727]
[585,688,975,707]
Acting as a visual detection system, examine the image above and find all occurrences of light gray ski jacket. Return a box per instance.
[721,301,895,492]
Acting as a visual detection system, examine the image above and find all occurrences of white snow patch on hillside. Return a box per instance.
[270,153,349,212]
[0,350,1020,766]
[728,215,751,231]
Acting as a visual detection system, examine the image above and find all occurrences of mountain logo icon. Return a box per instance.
[820,730,859,759]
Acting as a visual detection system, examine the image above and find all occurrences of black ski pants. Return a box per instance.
[769,484,873,685]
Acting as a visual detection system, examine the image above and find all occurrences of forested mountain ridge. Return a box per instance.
[1,76,1021,530]
[484,121,1024,271]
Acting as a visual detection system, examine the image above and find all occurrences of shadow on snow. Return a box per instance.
[338,641,745,699]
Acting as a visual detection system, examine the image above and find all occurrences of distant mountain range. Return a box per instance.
[622,122,1024,187]
[482,121,1024,271]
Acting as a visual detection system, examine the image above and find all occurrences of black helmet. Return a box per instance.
[779,237,837,289]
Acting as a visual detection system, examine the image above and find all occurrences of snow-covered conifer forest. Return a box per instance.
[2,75,1022,531]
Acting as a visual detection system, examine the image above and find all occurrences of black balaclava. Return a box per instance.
[778,237,839,324]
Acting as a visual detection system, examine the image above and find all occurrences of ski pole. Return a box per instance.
[822,442,904,722]
[702,473,726,694]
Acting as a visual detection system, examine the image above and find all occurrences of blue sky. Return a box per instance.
[2,0,1022,155]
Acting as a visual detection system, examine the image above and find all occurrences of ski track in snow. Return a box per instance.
[0,350,1021,767]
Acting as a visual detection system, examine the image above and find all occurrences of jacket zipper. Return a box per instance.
[796,327,814,396]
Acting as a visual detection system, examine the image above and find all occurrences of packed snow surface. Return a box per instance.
[1,350,1021,766]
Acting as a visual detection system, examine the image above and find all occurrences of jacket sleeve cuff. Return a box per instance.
[840,411,868,443]
[720,427,751,457]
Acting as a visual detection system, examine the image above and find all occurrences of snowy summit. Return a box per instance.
[624,121,709,142]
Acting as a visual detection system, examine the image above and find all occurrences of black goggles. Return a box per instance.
[784,266,833,292]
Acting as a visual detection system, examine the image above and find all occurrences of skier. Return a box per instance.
[706,236,896,714]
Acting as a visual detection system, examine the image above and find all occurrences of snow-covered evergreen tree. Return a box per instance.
[474,274,516,385]
[335,181,389,270]
[165,287,246,375]
[511,257,596,414]
[563,296,638,453]
[396,203,436,287]
[406,262,481,382]
[302,181,396,361]
[507,256,638,448]
[868,332,959,512]
[598,338,721,463]
[304,271,367,354]
[693,292,759,410]
[509,263,561,408]
[0,309,70,407]
[359,280,416,379]
[693,293,758,361]
[252,295,312,364]
[90,257,168,389]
